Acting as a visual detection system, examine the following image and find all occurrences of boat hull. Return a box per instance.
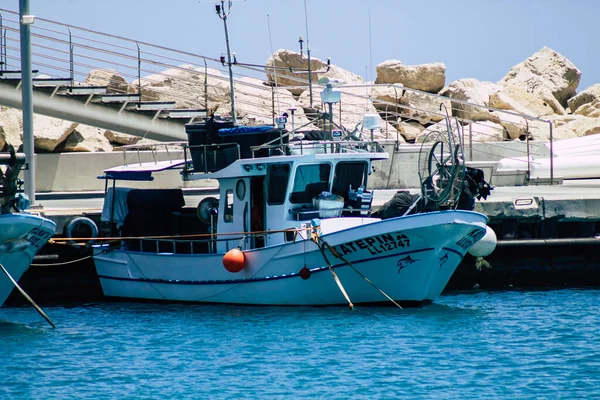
[0,214,57,307]
[94,210,488,306]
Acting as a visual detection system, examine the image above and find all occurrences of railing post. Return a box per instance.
[394,85,400,146]
[549,121,554,184]
[0,11,4,71]
[338,99,342,129]
[68,27,74,87]
[271,84,275,120]
[203,58,208,111]
[469,123,473,161]
[136,42,141,108]
[526,132,531,182]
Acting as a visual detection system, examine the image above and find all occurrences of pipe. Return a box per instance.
[0,81,186,142]
[19,0,35,204]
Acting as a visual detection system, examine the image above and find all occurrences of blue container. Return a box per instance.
[218,126,287,159]
[185,119,237,172]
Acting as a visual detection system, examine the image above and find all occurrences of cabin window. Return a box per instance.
[290,164,331,204]
[267,163,291,205]
[224,189,234,223]
[332,161,368,198]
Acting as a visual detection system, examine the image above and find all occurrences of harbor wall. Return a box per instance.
[34,151,216,192]
[31,140,548,192]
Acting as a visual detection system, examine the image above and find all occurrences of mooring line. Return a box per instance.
[0,262,56,328]
[31,255,92,267]
[310,235,354,310]
[320,237,403,310]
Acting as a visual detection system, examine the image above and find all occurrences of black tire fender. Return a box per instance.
[65,216,98,246]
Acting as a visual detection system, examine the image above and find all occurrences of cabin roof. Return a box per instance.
[100,159,186,181]
[185,151,389,181]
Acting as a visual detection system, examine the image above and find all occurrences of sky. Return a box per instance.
[13,0,600,91]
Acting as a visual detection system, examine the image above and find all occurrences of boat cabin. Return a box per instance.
[99,125,388,255]
[186,150,386,252]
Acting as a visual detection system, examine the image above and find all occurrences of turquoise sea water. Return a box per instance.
[1,288,599,399]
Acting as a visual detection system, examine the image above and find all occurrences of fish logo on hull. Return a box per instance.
[397,255,417,273]
[439,253,449,269]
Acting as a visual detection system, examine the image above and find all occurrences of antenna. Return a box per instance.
[267,14,282,118]
[290,0,332,109]
[303,0,313,107]
[368,9,373,84]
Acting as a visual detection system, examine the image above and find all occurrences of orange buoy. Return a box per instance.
[223,248,245,273]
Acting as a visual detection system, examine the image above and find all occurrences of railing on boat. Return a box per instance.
[116,141,187,166]
[111,137,383,179]
[119,231,280,255]
[185,142,241,173]
[121,235,245,255]
[113,203,371,255]
[250,139,383,157]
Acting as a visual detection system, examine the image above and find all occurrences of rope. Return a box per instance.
[49,227,312,244]
[0,262,56,328]
[311,229,402,309]
[31,255,92,267]
[320,238,402,309]
[310,232,354,310]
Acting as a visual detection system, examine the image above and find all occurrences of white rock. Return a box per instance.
[499,47,581,107]
[461,121,506,143]
[375,60,446,93]
[216,77,311,127]
[489,111,529,140]
[573,100,600,118]
[130,64,230,111]
[537,87,566,115]
[488,85,554,117]
[57,124,114,152]
[85,69,129,94]
[528,120,577,141]
[568,117,600,137]
[400,90,452,124]
[568,84,600,113]
[396,120,424,142]
[523,116,579,141]
[0,108,23,149]
[32,114,77,152]
[104,131,142,146]
[415,120,502,144]
[371,85,404,111]
[265,50,327,95]
[545,115,600,138]
[440,79,501,121]
[317,64,364,85]
[265,51,364,97]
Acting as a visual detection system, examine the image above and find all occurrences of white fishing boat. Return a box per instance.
[0,148,56,307]
[93,110,496,307]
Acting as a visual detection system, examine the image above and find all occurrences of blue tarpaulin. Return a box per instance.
[218,125,273,136]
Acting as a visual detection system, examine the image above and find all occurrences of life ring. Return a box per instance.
[65,216,98,246]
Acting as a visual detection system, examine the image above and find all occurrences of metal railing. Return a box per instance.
[0,7,557,183]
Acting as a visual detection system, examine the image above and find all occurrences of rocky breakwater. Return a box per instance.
[1,46,600,154]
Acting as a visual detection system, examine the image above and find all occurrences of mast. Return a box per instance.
[216,0,237,122]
